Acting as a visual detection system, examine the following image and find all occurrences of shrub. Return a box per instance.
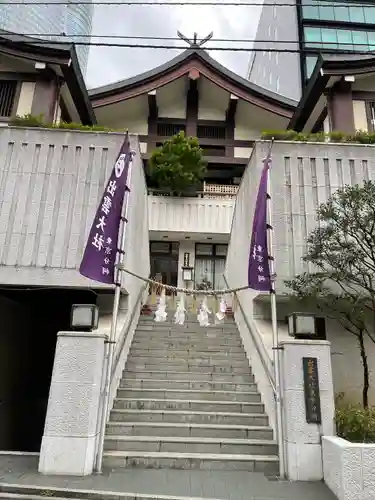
[149,132,207,195]
[335,404,375,443]
[261,130,375,144]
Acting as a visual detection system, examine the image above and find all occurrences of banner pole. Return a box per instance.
[95,150,135,473]
[266,145,286,479]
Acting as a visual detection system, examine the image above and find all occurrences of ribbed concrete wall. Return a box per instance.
[0,127,149,288]
[227,140,375,293]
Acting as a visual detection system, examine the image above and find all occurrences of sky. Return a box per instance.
[85,0,263,89]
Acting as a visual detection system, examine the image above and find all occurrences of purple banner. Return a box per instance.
[79,133,131,284]
[248,155,271,291]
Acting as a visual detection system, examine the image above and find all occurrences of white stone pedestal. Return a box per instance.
[280,339,335,481]
[39,331,106,475]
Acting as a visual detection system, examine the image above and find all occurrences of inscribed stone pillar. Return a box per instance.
[279,339,335,481]
[39,331,106,475]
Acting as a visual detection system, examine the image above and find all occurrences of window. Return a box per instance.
[0,80,17,117]
[349,5,365,23]
[156,122,185,136]
[301,1,371,24]
[318,2,335,21]
[304,27,322,47]
[305,55,318,78]
[195,243,228,290]
[337,30,353,51]
[368,31,375,51]
[364,6,375,24]
[197,124,226,140]
[304,27,374,53]
[302,0,320,19]
[334,3,350,22]
[321,28,338,49]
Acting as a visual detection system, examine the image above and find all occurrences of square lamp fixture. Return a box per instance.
[182,266,194,282]
[288,312,317,339]
[71,304,99,331]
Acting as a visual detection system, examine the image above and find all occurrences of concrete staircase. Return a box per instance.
[103,313,279,474]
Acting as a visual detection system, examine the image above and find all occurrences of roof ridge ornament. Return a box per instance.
[177,31,213,48]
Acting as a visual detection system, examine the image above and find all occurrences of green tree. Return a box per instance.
[149,131,207,195]
[286,181,375,408]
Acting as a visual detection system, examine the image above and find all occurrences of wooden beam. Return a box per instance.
[225,94,238,156]
[186,78,199,137]
[147,90,158,152]
[226,94,238,123]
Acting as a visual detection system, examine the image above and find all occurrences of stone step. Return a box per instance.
[120,378,257,392]
[138,323,237,331]
[102,450,279,474]
[109,409,268,426]
[0,483,223,500]
[116,388,262,403]
[125,364,249,374]
[122,370,254,383]
[106,421,274,439]
[131,340,243,349]
[135,330,239,338]
[113,398,263,413]
[124,364,251,375]
[0,495,73,500]
[126,358,249,369]
[128,353,247,362]
[129,348,246,358]
[104,435,278,455]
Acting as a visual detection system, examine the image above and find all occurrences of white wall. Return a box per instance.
[225,147,277,433]
[148,195,235,236]
[16,82,35,116]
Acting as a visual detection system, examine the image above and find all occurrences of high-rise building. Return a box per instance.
[248,0,375,101]
[0,0,93,75]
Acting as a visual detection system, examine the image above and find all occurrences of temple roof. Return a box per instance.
[0,30,96,124]
[289,54,375,131]
[89,48,297,117]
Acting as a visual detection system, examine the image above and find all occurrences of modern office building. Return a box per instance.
[0,0,93,75]
[248,0,375,101]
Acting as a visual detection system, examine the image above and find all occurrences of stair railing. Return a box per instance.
[223,275,276,394]
[95,281,149,472]
[111,282,149,379]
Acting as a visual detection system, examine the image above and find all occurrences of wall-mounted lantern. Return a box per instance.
[287,312,317,339]
[70,304,99,332]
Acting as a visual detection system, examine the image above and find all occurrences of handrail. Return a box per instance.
[111,282,148,379]
[223,274,276,395]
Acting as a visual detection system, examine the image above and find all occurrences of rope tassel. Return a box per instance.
[215,296,227,323]
[174,294,186,325]
[154,288,167,322]
[197,296,211,327]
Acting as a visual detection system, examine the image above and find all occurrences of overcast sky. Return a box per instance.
[85,1,262,89]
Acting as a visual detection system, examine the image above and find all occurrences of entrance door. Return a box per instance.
[150,241,179,289]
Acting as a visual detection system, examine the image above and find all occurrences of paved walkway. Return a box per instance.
[0,455,337,500]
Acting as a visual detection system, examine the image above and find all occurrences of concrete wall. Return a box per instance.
[0,127,148,289]
[248,0,301,101]
[254,300,375,406]
[323,436,375,500]
[225,140,375,409]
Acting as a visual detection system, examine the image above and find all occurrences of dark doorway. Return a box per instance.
[0,287,97,452]
[150,241,179,288]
